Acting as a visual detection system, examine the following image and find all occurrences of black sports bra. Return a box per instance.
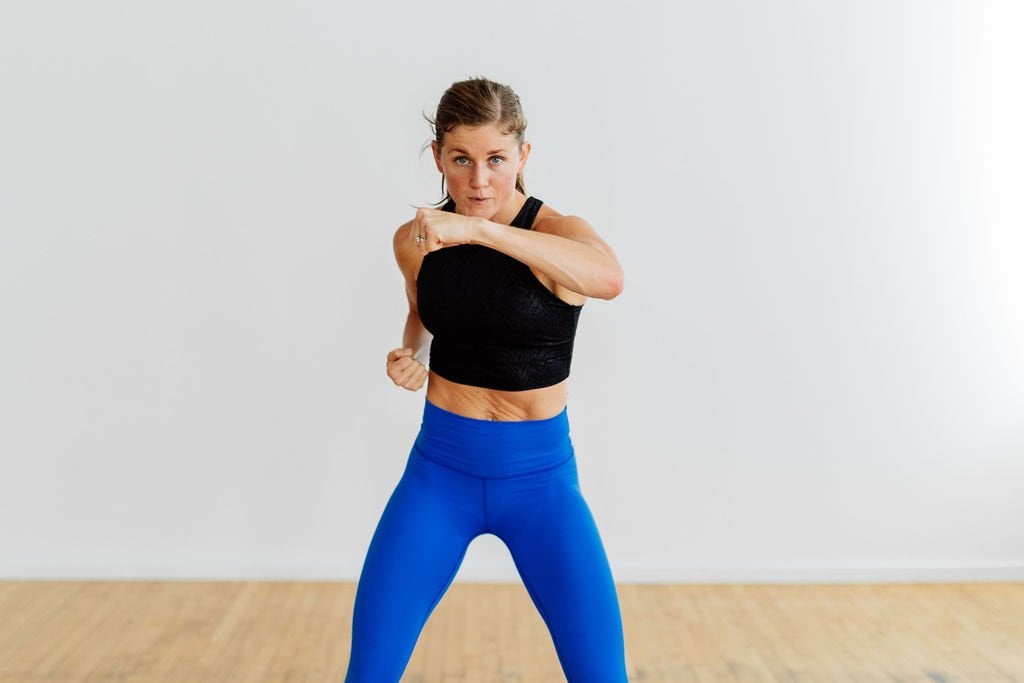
[416,196,583,391]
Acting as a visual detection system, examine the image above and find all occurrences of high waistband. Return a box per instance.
[412,399,574,478]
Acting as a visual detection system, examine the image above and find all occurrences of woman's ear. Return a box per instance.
[431,141,443,173]
[518,140,532,171]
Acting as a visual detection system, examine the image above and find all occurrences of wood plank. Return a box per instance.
[0,580,1022,681]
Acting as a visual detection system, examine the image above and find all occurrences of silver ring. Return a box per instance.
[416,234,426,242]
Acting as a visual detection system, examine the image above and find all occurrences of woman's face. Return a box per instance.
[432,122,531,222]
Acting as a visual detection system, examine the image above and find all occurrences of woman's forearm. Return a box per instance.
[471,219,624,300]
[403,311,433,364]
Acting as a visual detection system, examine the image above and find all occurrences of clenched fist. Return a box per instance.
[386,347,428,391]
[410,207,480,254]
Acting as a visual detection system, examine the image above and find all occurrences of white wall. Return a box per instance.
[1,0,1021,583]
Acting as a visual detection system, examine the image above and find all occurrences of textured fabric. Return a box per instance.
[416,196,584,391]
[344,399,629,682]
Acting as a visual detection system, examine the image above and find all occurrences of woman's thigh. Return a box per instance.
[345,449,486,681]
[487,456,628,682]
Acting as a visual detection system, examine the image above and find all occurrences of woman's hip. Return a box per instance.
[411,398,575,479]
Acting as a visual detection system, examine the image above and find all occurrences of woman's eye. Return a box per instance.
[454,156,470,165]
[490,156,504,165]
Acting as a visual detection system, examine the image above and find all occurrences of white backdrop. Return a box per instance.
[1,0,1021,583]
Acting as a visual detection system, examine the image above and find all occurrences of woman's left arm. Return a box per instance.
[413,208,625,300]
[478,215,624,300]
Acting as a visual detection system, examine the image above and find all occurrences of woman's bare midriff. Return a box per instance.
[425,371,569,421]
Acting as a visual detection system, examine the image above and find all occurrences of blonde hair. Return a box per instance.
[424,77,528,204]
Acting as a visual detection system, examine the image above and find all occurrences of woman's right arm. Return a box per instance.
[386,221,431,391]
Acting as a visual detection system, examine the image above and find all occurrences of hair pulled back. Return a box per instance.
[425,77,528,204]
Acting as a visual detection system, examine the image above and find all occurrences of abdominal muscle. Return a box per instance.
[425,371,569,421]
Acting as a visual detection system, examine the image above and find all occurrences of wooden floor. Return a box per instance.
[0,581,1021,682]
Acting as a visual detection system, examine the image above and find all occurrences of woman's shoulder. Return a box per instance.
[530,199,564,228]
[392,218,424,281]
[533,199,558,218]
[392,217,414,243]
[530,202,597,236]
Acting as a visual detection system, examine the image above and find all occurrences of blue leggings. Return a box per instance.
[344,398,628,681]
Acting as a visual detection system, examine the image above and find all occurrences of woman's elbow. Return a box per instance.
[600,265,625,300]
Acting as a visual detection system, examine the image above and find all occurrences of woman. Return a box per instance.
[344,77,628,681]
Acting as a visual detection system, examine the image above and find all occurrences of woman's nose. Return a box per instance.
[470,165,488,188]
